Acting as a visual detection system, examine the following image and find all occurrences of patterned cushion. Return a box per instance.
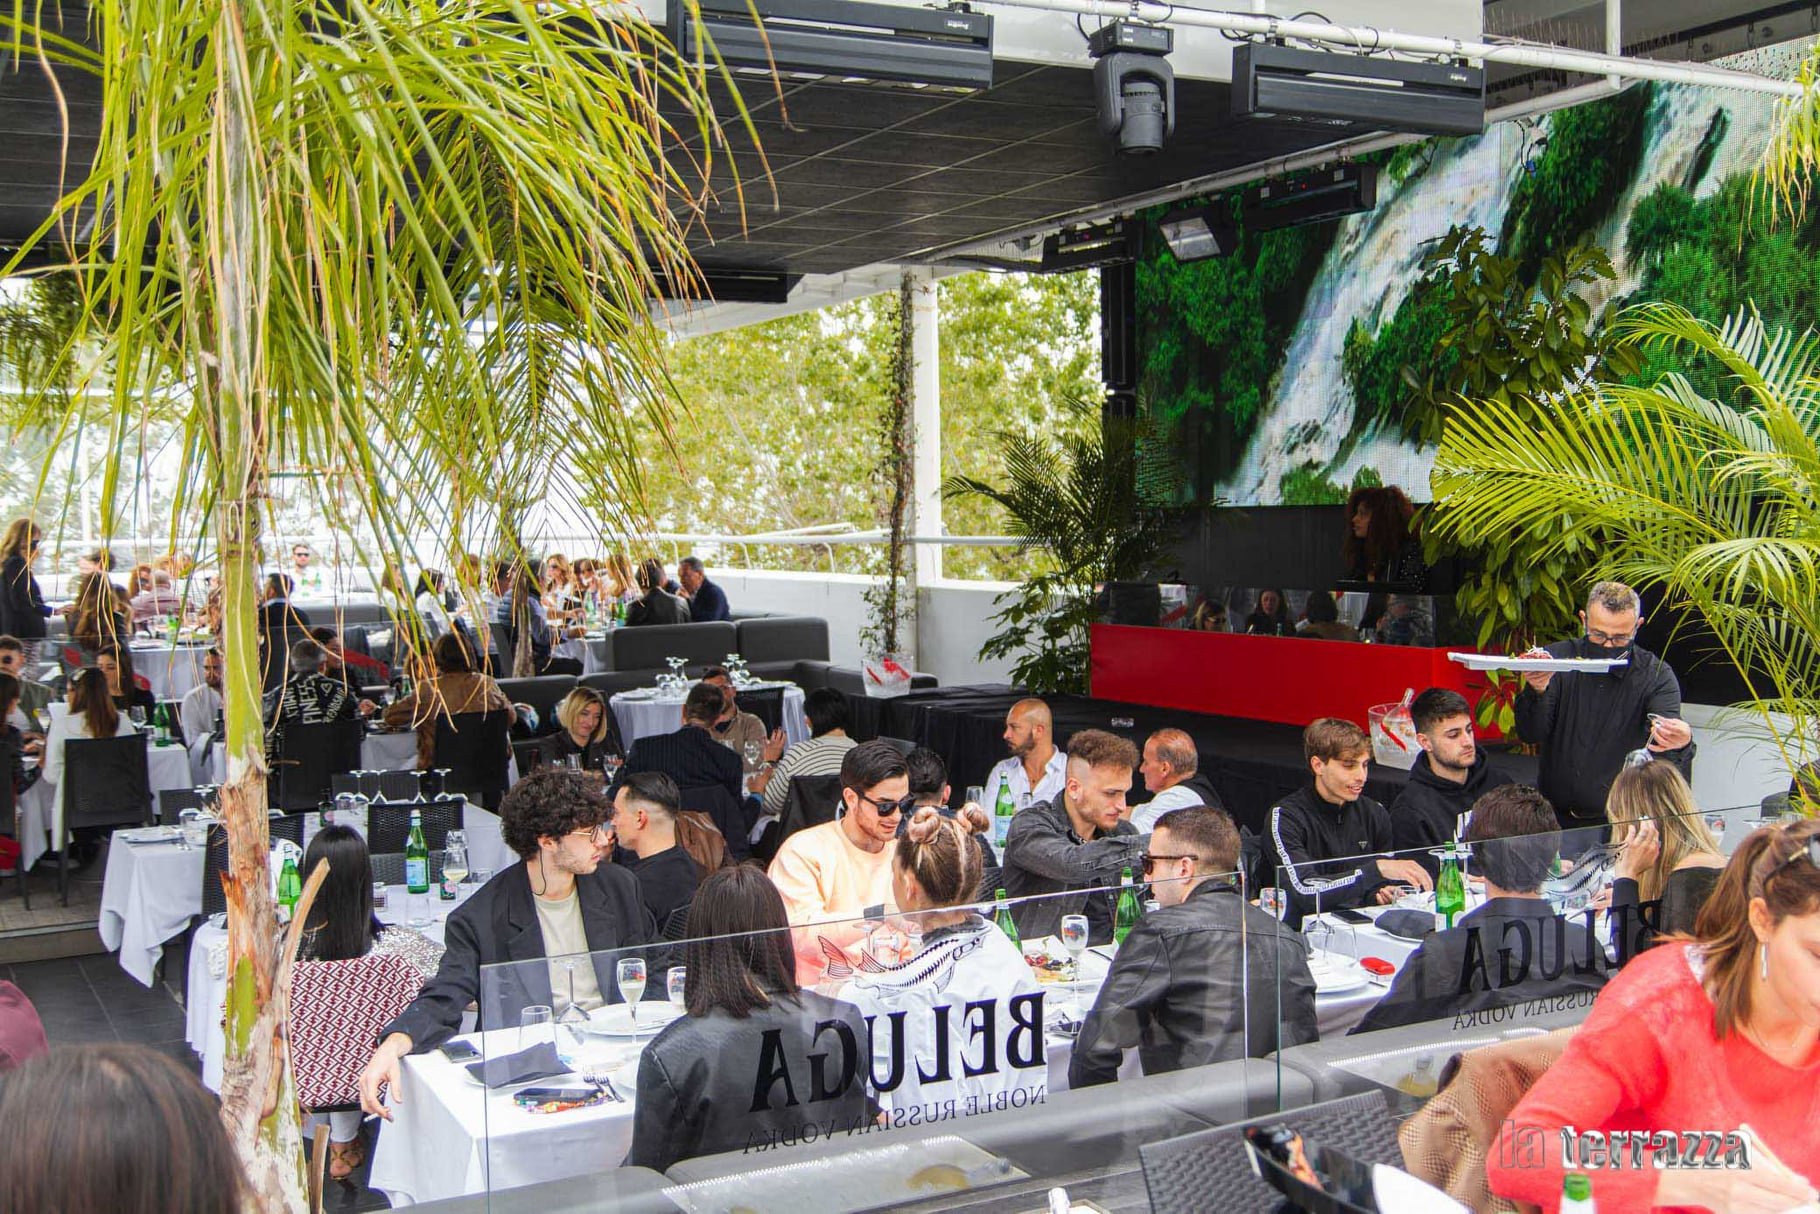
[289,952,426,1110]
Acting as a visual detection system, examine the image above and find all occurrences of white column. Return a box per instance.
[909,267,942,584]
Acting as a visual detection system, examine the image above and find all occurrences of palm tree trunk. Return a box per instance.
[209,6,307,1207]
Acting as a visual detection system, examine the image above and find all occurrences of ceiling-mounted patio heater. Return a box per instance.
[668,0,995,91]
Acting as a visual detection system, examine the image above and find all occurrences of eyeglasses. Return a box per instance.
[1140,852,1200,872]
[566,824,613,844]
[857,792,918,818]
[1584,628,1638,647]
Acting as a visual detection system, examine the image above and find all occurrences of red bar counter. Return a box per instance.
[1089,624,1499,736]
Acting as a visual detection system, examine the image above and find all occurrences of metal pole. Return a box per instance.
[908,267,943,586]
[972,0,1805,97]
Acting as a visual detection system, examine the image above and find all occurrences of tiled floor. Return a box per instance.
[0,859,105,934]
[7,955,391,1211]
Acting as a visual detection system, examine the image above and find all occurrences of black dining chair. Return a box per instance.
[158,786,208,827]
[366,797,465,855]
[269,719,364,811]
[432,710,513,810]
[778,772,844,848]
[370,850,447,887]
[268,812,307,848]
[201,822,232,920]
[734,687,786,734]
[60,733,153,905]
[0,732,29,907]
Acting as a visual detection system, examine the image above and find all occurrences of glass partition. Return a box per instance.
[1265,801,1760,1122]
[439,874,1303,1211]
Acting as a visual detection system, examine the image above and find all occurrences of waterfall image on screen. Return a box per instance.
[1136,38,1813,508]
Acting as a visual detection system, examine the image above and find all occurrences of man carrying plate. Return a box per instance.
[1513,581,1693,840]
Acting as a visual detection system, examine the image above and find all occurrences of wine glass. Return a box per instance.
[616,957,648,1027]
[442,835,469,892]
[556,961,592,1028]
[178,807,203,851]
[519,1004,553,1051]
[1059,914,1089,981]
[667,966,687,1011]
[742,741,761,771]
[130,705,147,729]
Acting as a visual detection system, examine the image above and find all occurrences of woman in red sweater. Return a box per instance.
[1489,819,1820,1213]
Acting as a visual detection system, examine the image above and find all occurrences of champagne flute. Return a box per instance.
[667,966,687,1011]
[617,956,648,1027]
[1059,914,1090,981]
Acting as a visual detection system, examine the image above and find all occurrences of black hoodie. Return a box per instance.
[1390,752,1516,878]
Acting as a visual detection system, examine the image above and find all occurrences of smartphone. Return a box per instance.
[513,1086,600,1104]
[438,1039,481,1062]
[1332,908,1373,925]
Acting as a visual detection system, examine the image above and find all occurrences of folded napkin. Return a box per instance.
[466,1041,567,1089]
[1374,909,1437,941]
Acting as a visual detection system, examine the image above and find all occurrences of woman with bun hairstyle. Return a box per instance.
[834,804,1046,1126]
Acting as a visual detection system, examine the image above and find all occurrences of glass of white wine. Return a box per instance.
[441,838,469,893]
[617,956,648,1027]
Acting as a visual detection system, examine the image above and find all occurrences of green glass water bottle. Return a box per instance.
[1436,850,1466,930]
[994,780,1016,849]
[277,856,302,915]
[1560,1172,1595,1213]
[992,887,1021,950]
[1114,867,1142,944]
[405,808,431,894]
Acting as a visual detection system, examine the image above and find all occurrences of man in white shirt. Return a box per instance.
[1131,728,1221,831]
[289,542,327,596]
[981,697,1066,814]
[179,649,224,745]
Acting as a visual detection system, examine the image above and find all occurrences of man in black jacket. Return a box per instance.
[1351,784,1607,1035]
[1071,806,1317,1086]
[1001,729,1147,943]
[1267,718,1432,929]
[1514,581,1693,836]
[358,769,655,1117]
[1391,688,1515,879]
[618,682,747,854]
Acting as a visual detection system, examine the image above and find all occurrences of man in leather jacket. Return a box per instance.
[1070,806,1317,1086]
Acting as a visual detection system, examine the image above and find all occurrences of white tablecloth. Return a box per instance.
[610,683,807,749]
[187,884,463,1092]
[128,642,210,703]
[100,802,512,987]
[550,635,606,676]
[18,741,195,871]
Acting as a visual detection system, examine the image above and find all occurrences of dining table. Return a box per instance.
[609,680,809,750]
[15,734,195,872]
[126,638,214,703]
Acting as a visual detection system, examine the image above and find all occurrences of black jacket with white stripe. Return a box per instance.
[1266,782,1394,928]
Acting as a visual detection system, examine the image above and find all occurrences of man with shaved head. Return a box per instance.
[982,696,1066,830]
[1131,728,1223,832]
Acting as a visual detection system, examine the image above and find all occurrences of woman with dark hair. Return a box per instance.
[1242,589,1293,636]
[95,645,157,716]
[294,825,440,1178]
[68,570,129,654]
[381,631,513,769]
[0,518,49,670]
[836,804,1045,1121]
[1342,485,1425,584]
[626,865,872,1171]
[0,1043,246,1214]
[44,666,136,864]
[1489,819,1820,1213]
[1296,590,1359,642]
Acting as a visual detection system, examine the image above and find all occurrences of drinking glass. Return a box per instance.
[130,706,147,728]
[442,838,470,891]
[1258,887,1287,922]
[178,808,203,851]
[519,1004,554,1050]
[408,891,433,928]
[469,868,493,888]
[965,785,985,808]
[667,966,688,1011]
[1059,915,1090,980]
[616,957,648,1026]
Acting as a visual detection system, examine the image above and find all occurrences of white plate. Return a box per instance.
[119,825,182,843]
[1447,653,1628,673]
[1307,952,1370,995]
[1395,890,1435,911]
[579,1002,684,1037]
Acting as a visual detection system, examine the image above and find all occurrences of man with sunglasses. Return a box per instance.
[768,741,912,980]
[1070,806,1316,1087]
[357,769,656,1118]
[1515,581,1694,836]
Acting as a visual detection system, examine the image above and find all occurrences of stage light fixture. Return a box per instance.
[1089,20,1175,156]
[1157,205,1238,263]
[1241,163,1379,232]
[1040,218,1140,273]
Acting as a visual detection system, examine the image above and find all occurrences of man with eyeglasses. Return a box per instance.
[767,740,912,981]
[1000,729,1148,944]
[1069,806,1316,1087]
[358,769,655,1118]
[1515,581,1694,836]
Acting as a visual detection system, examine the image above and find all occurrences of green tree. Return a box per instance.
[0,1,732,1206]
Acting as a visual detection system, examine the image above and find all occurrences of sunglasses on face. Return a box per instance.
[1139,852,1199,873]
[856,792,918,818]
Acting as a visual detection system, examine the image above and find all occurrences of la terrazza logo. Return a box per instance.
[1501,1122,1752,1171]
